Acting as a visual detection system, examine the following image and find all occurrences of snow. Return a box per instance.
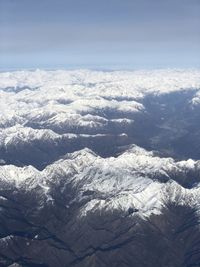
[0,146,200,217]
[0,69,200,132]
[0,69,200,218]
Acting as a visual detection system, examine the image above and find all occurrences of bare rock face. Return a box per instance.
[0,69,200,266]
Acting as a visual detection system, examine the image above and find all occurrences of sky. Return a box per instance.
[0,0,200,70]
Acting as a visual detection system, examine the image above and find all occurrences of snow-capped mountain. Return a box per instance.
[1,69,200,267]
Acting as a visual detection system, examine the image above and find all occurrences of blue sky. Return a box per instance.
[0,0,200,70]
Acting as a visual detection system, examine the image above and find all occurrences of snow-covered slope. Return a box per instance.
[1,69,200,214]
[1,146,200,218]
